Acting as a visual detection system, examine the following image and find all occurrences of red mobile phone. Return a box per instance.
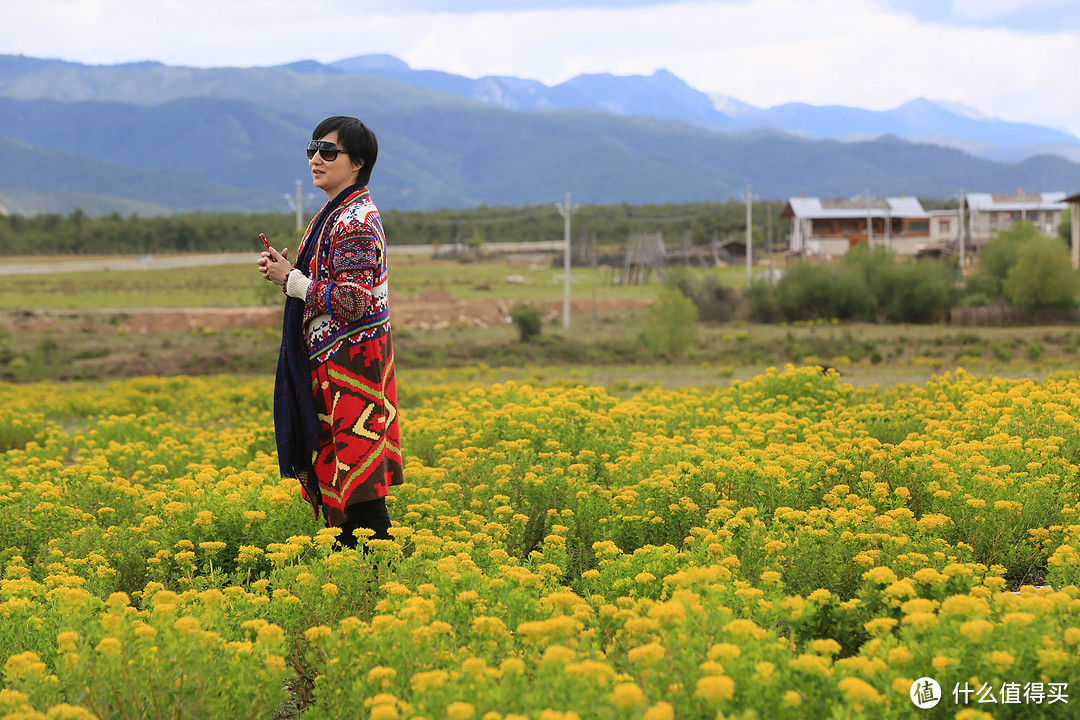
[259,233,270,251]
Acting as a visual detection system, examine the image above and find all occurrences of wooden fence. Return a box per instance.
[949,304,1080,326]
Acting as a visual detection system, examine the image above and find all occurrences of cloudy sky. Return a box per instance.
[4,0,1080,136]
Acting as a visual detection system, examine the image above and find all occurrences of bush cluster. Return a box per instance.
[746,246,955,324]
[509,303,544,343]
[964,221,1079,310]
[666,269,737,323]
[641,287,699,359]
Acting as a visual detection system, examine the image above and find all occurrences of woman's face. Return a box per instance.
[309,129,363,198]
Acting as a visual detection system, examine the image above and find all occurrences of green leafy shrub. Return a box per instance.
[879,259,953,323]
[508,303,543,342]
[751,250,953,324]
[774,262,870,322]
[743,281,780,323]
[960,291,991,307]
[641,287,699,359]
[1004,237,1080,310]
[969,220,1041,300]
[668,271,737,323]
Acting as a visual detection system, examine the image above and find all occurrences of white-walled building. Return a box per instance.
[783,196,959,256]
[965,191,1067,246]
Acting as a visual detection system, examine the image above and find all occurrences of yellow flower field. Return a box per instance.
[1,367,1079,719]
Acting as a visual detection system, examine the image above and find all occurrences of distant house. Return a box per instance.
[782,196,958,257]
[965,191,1067,246]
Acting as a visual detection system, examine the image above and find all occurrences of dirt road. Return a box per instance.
[0,253,261,276]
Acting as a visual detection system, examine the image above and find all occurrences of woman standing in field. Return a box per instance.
[258,116,402,549]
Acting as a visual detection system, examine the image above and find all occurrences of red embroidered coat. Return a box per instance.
[294,187,403,526]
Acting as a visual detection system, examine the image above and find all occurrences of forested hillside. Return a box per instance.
[0,200,797,256]
[1,55,1077,217]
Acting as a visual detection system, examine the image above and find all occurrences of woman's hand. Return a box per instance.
[258,246,293,289]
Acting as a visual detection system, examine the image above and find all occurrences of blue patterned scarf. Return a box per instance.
[273,185,360,496]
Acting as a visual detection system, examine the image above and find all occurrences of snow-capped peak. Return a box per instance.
[928,98,990,121]
[709,93,759,118]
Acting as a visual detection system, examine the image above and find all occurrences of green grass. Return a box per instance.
[390,255,667,303]
[2,255,1079,386]
[0,264,273,309]
[1,312,1076,386]
[0,324,283,383]
[0,255,740,309]
[398,315,1080,378]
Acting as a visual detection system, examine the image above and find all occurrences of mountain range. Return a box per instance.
[299,55,1080,159]
[1,53,1079,216]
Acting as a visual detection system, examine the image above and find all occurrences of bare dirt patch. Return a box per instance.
[1,295,649,336]
[1,308,280,335]
[392,289,648,330]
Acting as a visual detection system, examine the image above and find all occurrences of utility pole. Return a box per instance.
[766,202,774,284]
[1071,196,1080,271]
[958,189,966,269]
[284,180,309,231]
[866,189,873,247]
[555,192,578,329]
[294,180,303,230]
[745,185,753,287]
[590,230,598,332]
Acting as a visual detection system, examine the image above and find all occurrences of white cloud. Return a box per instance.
[874,0,1080,33]
[951,0,1077,24]
[2,0,1080,135]
[381,0,1080,134]
[389,0,707,10]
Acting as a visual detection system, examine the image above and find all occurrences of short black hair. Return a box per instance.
[312,116,378,188]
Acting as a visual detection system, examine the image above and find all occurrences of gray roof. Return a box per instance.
[966,192,1067,212]
[785,196,927,219]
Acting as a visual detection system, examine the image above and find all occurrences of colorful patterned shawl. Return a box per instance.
[273,184,361,490]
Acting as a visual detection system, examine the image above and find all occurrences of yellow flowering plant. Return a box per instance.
[2,369,1079,718]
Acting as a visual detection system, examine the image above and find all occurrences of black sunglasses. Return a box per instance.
[306,140,348,161]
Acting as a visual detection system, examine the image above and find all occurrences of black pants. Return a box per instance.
[332,497,392,549]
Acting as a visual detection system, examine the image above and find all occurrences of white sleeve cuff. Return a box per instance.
[286,270,311,299]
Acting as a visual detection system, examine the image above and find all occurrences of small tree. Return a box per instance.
[741,283,770,323]
[668,270,736,323]
[1003,237,1080,309]
[642,287,699,359]
[509,302,543,342]
[970,221,1041,299]
[843,244,895,302]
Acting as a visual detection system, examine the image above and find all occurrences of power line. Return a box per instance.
[593,209,726,224]
[386,197,781,230]
[572,203,754,224]
[390,205,558,226]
